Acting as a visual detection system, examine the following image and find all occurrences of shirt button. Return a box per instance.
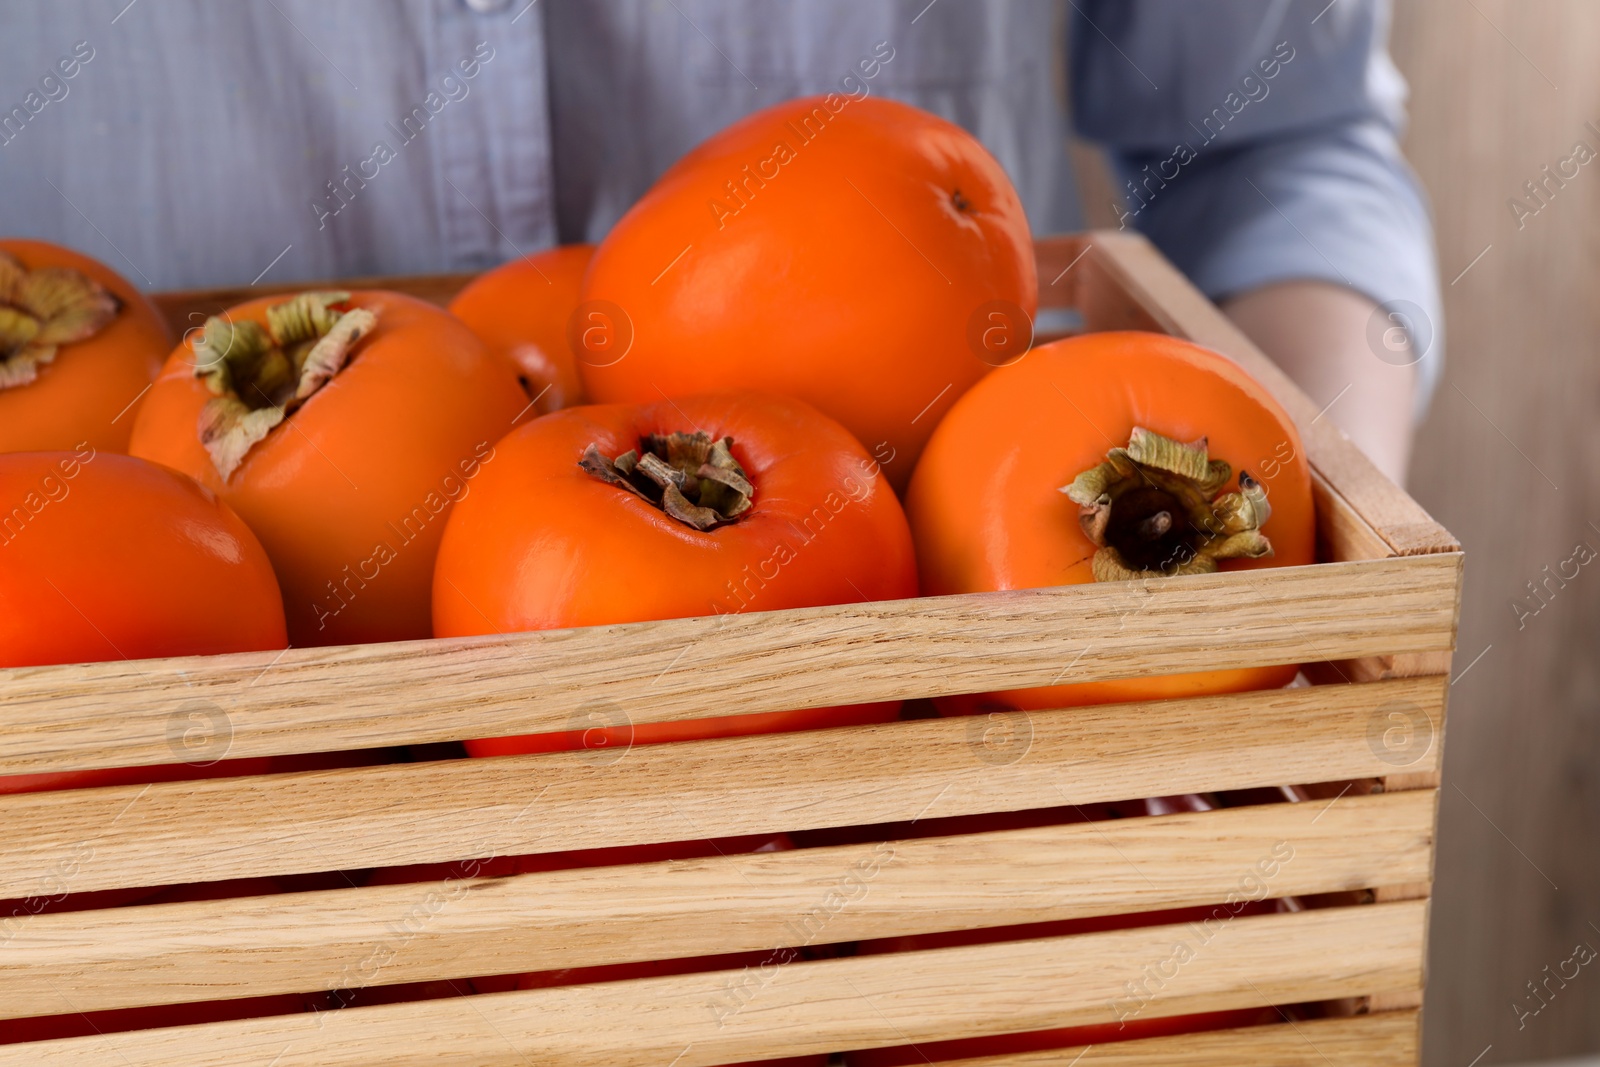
[464,0,510,11]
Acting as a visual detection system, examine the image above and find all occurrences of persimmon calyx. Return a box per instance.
[192,291,378,480]
[0,250,121,390]
[1062,426,1273,581]
[580,430,754,532]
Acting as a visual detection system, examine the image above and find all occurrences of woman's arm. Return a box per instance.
[1070,0,1440,486]
[1223,279,1416,484]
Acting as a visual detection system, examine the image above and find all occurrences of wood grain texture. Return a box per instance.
[0,677,1447,896]
[149,273,472,337]
[0,555,1460,777]
[0,903,1426,1067]
[916,1011,1420,1066]
[1314,468,1404,564]
[1076,231,1458,559]
[0,790,1435,1017]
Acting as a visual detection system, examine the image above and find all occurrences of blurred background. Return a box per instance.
[1395,2,1600,1064]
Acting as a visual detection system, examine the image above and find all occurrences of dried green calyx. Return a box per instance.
[580,431,754,531]
[0,250,121,390]
[1062,426,1273,581]
[192,291,378,480]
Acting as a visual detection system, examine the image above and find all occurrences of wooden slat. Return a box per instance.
[1313,469,1400,563]
[0,903,1426,1067]
[0,555,1461,776]
[0,790,1434,1017]
[1077,231,1459,559]
[1033,233,1090,310]
[149,273,472,336]
[919,1011,1420,1066]
[0,677,1447,896]
[1364,614,1453,1015]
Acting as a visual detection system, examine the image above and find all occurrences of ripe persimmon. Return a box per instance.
[129,290,527,646]
[0,450,284,667]
[0,450,285,792]
[448,243,593,415]
[579,96,1036,489]
[434,392,918,752]
[907,332,1314,710]
[0,239,170,454]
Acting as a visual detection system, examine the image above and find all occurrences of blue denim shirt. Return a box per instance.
[0,0,1439,398]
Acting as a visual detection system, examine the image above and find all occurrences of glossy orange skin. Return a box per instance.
[0,451,285,664]
[129,291,528,646]
[434,393,919,753]
[907,332,1315,711]
[449,243,593,415]
[0,451,285,793]
[580,96,1037,490]
[0,239,170,454]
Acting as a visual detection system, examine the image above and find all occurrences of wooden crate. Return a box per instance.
[0,232,1461,1065]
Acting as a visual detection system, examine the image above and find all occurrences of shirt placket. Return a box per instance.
[431,0,557,270]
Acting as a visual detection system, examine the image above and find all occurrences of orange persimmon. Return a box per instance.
[907,331,1314,710]
[0,239,170,454]
[0,450,285,793]
[579,96,1036,489]
[434,392,918,752]
[128,290,527,646]
[0,450,284,667]
[448,243,593,415]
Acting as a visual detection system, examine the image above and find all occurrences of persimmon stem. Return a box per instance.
[192,291,378,480]
[0,251,121,391]
[1061,426,1273,581]
[1136,510,1173,541]
[581,431,753,532]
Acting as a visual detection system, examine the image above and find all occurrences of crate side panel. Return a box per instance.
[150,274,472,336]
[895,1011,1420,1066]
[0,677,1446,895]
[0,556,1460,776]
[0,904,1425,1067]
[0,791,1434,1017]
